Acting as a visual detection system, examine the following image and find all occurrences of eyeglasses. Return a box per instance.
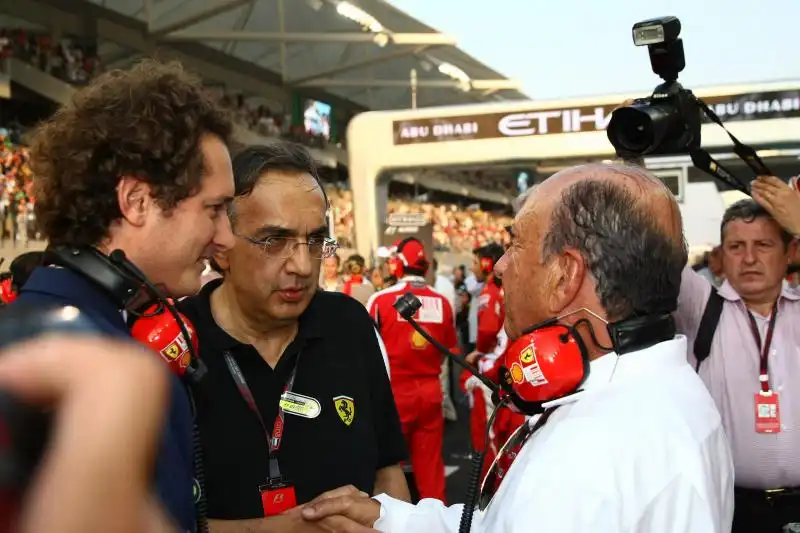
[236,234,339,259]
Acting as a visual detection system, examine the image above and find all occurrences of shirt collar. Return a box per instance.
[542,335,689,409]
[717,278,800,302]
[399,275,426,284]
[194,278,325,351]
[21,266,128,331]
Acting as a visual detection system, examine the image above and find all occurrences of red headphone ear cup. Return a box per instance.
[503,326,587,403]
[387,258,403,278]
[131,304,198,377]
[480,257,494,274]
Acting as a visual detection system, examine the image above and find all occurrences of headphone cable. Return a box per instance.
[458,396,508,533]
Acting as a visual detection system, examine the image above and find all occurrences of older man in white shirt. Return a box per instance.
[298,163,734,533]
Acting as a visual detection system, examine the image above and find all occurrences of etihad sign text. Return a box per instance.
[498,107,612,137]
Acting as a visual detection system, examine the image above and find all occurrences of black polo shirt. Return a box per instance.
[177,279,407,519]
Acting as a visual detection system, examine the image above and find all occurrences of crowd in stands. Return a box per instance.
[0,134,36,246]
[1,28,339,151]
[218,93,334,150]
[325,184,513,253]
[0,28,102,84]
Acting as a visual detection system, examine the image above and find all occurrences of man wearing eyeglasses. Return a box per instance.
[177,141,410,533]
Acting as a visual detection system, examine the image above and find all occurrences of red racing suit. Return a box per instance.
[367,276,457,502]
[460,280,524,474]
[476,281,504,355]
[342,274,365,297]
[460,329,527,477]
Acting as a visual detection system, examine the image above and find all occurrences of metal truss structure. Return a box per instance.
[2,0,529,113]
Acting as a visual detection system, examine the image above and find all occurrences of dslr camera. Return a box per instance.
[607,16,772,193]
[607,17,699,157]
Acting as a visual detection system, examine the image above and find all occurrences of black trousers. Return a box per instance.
[733,487,800,533]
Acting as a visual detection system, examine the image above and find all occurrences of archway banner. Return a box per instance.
[392,88,800,145]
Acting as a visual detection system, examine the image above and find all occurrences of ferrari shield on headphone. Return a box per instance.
[474,243,504,277]
[499,309,676,411]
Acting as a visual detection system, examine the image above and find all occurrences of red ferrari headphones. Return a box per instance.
[44,246,205,383]
[0,276,16,305]
[474,243,505,279]
[386,256,403,278]
[497,309,676,412]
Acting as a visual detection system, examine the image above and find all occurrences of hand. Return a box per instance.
[0,335,172,533]
[280,506,373,533]
[751,175,800,235]
[301,486,381,532]
[463,375,481,393]
[614,98,637,112]
[465,350,482,366]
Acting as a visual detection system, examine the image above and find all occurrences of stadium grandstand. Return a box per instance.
[0,0,527,262]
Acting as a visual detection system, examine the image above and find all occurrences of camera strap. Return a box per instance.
[688,97,775,195]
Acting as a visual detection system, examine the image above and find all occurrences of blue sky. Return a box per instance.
[391,0,799,100]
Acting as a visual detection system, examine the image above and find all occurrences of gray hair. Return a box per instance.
[541,177,687,320]
[721,198,791,247]
[228,141,327,225]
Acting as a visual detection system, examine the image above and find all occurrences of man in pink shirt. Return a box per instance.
[676,176,800,533]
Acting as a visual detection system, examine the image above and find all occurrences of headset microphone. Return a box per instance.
[394,292,499,395]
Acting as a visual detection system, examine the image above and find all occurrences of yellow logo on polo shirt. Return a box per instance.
[333,396,355,426]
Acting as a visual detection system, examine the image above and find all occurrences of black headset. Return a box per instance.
[44,245,206,383]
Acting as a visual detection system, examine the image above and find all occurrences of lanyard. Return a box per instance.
[222,350,300,480]
[478,406,559,511]
[745,300,779,393]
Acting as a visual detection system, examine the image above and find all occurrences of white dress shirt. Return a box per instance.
[464,275,483,344]
[434,274,457,316]
[374,336,734,533]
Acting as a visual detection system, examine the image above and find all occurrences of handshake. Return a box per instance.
[283,485,383,533]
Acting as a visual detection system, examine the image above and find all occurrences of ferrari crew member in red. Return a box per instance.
[367,238,457,502]
[474,244,506,355]
[462,243,507,462]
[460,328,507,473]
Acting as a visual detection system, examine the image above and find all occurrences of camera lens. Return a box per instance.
[608,101,680,156]
[616,110,652,152]
[608,107,654,153]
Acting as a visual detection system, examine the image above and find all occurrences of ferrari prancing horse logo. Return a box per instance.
[333,396,355,426]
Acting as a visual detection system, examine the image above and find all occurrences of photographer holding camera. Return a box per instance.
[675,179,800,533]
[607,17,800,533]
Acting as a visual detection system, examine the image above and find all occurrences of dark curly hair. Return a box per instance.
[29,59,234,246]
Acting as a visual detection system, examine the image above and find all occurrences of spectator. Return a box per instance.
[676,186,800,532]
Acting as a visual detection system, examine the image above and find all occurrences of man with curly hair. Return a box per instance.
[12,59,237,531]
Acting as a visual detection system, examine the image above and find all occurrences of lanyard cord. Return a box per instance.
[477,406,559,512]
[745,300,779,393]
[223,349,301,480]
